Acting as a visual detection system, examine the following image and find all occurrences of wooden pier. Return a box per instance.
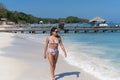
[66,26,120,33]
[0,26,120,33]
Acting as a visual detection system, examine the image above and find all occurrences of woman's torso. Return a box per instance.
[48,36,60,49]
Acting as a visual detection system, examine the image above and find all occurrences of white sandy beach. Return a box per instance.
[0,32,99,80]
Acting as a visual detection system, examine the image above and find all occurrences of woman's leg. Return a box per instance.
[48,53,55,79]
[54,53,59,71]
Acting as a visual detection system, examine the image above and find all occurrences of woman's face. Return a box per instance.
[52,29,59,36]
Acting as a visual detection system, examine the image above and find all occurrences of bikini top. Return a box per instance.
[49,38,59,44]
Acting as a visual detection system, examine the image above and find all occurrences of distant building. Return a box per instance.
[0,18,16,27]
[0,18,7,25]
[89,17,106,23]
[7,21,15,25]
[39,21,43,24]
[89,17,106,27]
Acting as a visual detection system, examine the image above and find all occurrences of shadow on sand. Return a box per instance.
[55,71,80,80]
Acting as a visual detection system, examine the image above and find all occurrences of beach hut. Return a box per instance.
[89,17,106,23]
[89,17,106,26]
[0,18,7,25]
[0,18,16,27]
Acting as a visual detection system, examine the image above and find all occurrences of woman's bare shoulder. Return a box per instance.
[46,36,51,40]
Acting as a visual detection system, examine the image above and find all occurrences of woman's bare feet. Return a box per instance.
[51,76,55,80]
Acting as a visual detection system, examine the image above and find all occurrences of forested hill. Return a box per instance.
[0,3,89,24]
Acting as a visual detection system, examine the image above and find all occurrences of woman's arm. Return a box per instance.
[59,38,67,57]
[44,37,49,59]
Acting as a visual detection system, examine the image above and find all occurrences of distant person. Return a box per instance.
[44,27,67,80]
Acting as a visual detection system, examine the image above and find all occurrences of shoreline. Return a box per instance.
[0,32,100,80]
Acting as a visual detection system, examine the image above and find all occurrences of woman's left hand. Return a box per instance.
[64,53,67,58]
[44,54,47,59]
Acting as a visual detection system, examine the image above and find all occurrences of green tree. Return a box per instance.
[0,2,6,9]
[58,18,66,23]
[0,3,7,18]
[79,18,89,23]
[0,3,89,24]
[66,16,79,23]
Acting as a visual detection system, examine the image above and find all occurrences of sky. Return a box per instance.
[1,0,120,23]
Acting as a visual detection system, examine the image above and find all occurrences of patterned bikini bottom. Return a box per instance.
[47,48,59,56]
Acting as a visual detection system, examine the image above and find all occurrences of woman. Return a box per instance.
[44,27,67,80]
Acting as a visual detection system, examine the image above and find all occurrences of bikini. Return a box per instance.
[48,38,59,55]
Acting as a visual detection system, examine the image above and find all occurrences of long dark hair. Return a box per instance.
[50,27,60,38]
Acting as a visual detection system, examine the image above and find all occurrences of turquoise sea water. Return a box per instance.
[59,33,120,80]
